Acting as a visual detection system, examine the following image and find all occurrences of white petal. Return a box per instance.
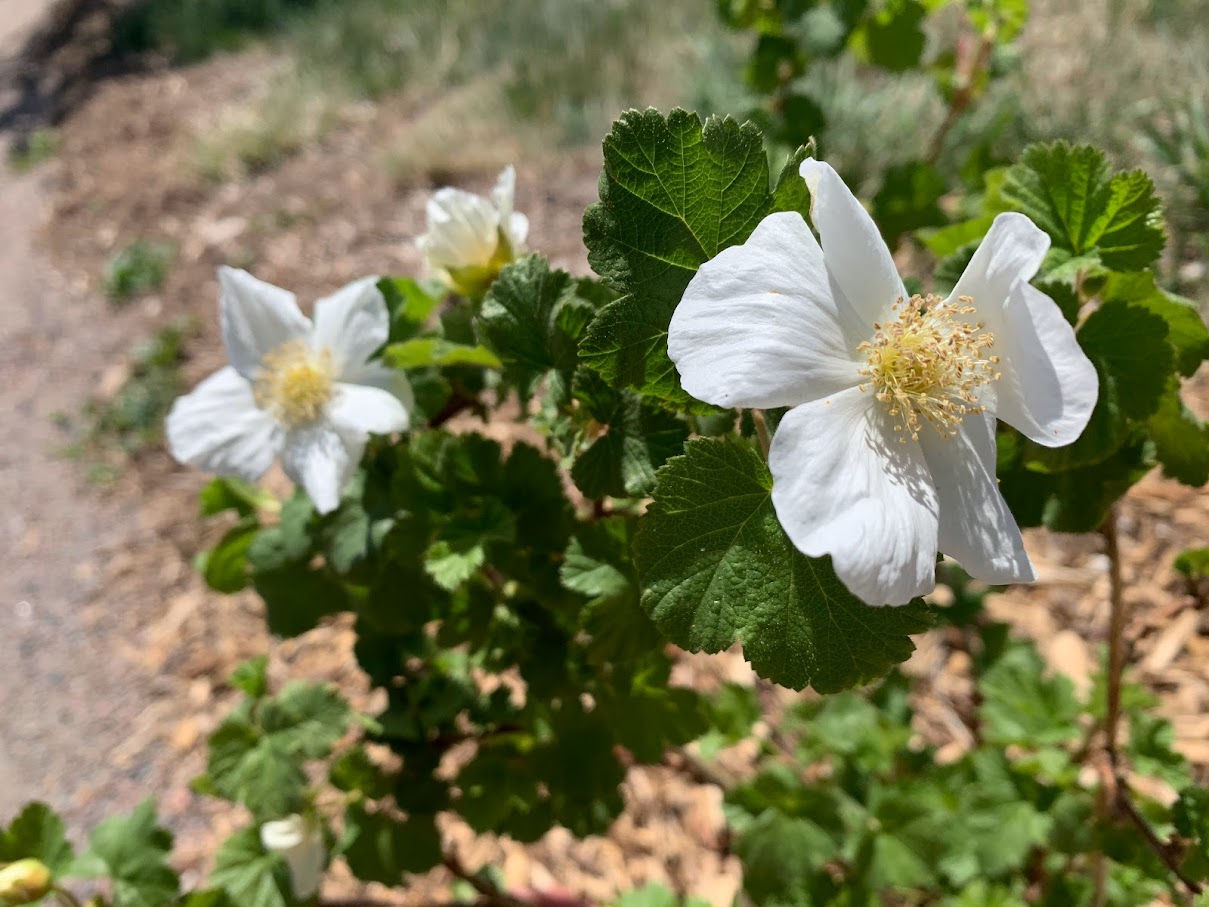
[492,165,516,223]
[799,159,905,326]
[996,281,1098,446]
[165,366,282,481]
[917,412,1034,584]
[328,382,410,435]
[218,267,311,379]
[506,211,530,251]
[281,423,362,514]
[947,212,1050,335]
[770,386,940,606]
[417,187,500,271]
[311,277,390,375]
[668,212,863,409]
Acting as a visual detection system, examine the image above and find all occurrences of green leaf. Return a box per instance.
[210,827,293,907]
[1023,300,1171,473]
[616,884,711,907]
[1101,271,1209,377]
[202,682,350,818]
[383,337,502,371]
[423,540,485,591]
[230,656,269,699]
[1175,547,1209,580]
[1000,142,1165,272]
[81,800,180,907]
[203,517,258,593]
[1148,380,1209,487]
[979,642,1081,747]
[581,109,805,407]
[341,806,442,885]
[855,1,928,73]
[478,256,588,383]
[697,682,761,758]
[379,276,443,342]
[562,518,636,601]
[200,477,276,517]
[733,810,839,905]
[636,438,932,692]
[571,371,689,498]
[0,803,73,874]
[873,160,948,247]
[319,500,370,574]
[329,747,393,800]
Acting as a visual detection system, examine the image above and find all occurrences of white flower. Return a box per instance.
[667,160,1098,606]
[260,814,326,900]
[166,268,411,514]
[416,165,529,296]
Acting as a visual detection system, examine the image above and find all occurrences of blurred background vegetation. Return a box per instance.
[99,0,1209,232]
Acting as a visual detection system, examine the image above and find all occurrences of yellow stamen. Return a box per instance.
[858,294,999,441]
[255,339,335,427]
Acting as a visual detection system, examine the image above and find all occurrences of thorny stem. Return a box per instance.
[1098,506,1204,898]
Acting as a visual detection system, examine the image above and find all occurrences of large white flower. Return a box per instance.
[667,160,1098,606]
[260,814,326,900]
[166,268,411,514]
[416,165,529,296]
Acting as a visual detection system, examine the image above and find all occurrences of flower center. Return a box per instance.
[255,339,335,427]
[858,294,1000,441]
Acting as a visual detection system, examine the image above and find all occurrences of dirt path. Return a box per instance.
[0,0,167,833]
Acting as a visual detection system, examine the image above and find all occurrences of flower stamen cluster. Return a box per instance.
[857,294,1000,441]
[255,340,335,427]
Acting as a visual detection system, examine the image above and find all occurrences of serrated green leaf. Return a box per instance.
[341,806,442,885]
[478,256,588,384]
[1000,142,1165,272]
[733,809,840,905]
[383,337,502,371]
[0,803,73,875]
[82,800,180,907]
[202,683,350,818]
[423,540,485,591]
[1101,271,1209,377]
[978,642,1081,747]
[1023,300,1172,473]
[561,518,636,601]
[581,109,807,408]
[571,371,689,499]
[615,884,711,907]
[209,827,293,907]
[1148,380,1209,487]
[636,437,932,692]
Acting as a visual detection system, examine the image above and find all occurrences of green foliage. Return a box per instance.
[999,143,1166,276]
[103,240,174,303]
[195,666,353,820]
[76,800,180,907]
[637,437,932,692]
[0,804,73,875]
[209,827,296,907]
[581,109,811,408]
